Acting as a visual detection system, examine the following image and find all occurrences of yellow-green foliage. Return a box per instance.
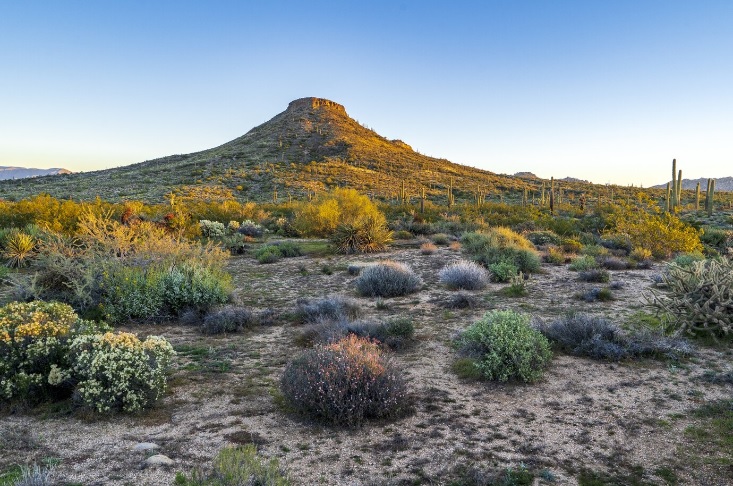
[294,188,387,236]
[609,204,702,259]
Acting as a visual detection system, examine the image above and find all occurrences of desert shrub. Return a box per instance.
[599,234,632,254]
[580,244,609,258]
[503,273,528,297]
[331,214,392,254]
[455,310,552,383]
[255,245,281,264]
[526,230,561,246]
[346,264,363,276]
[534,314,692,361]
[280,335,409,426]
[578,269,610,283]
[440,291,478,309]
[420,242,438,255]
[355,261,421,298]
[238,220,264,238]
[295,189,392,254]
[393,229,413,240]
[579,287,614,302]
[70,331,174,413]
[600,256,630,270]
[296,296,361,324]
[569,255,598,271]
[274,242,302,258]
[701,226,730,251]
[431,233,451,245]
[629,247,653,262]
[544,246,566,265]
[201,306,258,335]
[226,220,240,232]
[346,317,415,349]
[487,258,518,283]
[175,444,290,486]
[462,229,540,276]
[199,220,226,238]
[647,258,733,337]
[160,263,232,316]
[101,265,166,323]
[3,230,35,268]
[609,204,702,259]
[439,260,489,290]
[671,252,705,268]
[0,301,104,403]
[561,237,583,253]
[449,241,462,252]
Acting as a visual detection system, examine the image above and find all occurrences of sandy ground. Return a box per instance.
[1,244,732,485]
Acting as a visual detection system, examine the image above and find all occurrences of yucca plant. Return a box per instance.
[4,230,35,267]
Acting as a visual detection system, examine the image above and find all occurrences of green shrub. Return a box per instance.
[544,246,566,265]
[200,306,258,335]
[578,269,610,283]
[430,233,451,245]
[456,310,552,383]
[175,444,290,486]
[701,226,730,251]
[503,273,528,297]
[569,255,598,271]
[526,230,561,246]
[331,214,393,254]
[70,331,174,413]
[561,238,583,253]
[280,335,409,426]
[255,246,281,264]
[671,252,705,268]
[3,230,35,268]
[101,265,166,323]
[462,229,540,276]
[488,259,518,283]
[0,301,104,403]
[355,261,421,297]
[161,263,232,315]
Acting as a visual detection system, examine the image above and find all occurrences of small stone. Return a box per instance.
[145,454,174,467]
[133,442,160,452]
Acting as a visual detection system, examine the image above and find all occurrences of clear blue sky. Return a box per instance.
[2,1,732,186]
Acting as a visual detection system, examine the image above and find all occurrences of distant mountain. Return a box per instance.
[0,97,654,203]
[652,177,733,192]
[0,166,72,181]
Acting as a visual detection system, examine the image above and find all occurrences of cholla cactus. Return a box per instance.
[646,258,733,338]
[198,220,226,238]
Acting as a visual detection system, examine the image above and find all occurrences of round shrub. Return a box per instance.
[160,263,232,315]
[355,261,421,298]
[199,220,226,238]
[201,306,257,335]
[70,331,174,413]
[527,230,561,246]
[238,220,264,238]
[0,301,104,403]
[280,335,409,426]
[456,310,552,383]
[569,255,598,271]
[439,260,489,290]
[420,242,438,255]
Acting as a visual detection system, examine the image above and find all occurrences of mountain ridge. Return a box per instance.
[0,166,72,180]
[652,177,733,193]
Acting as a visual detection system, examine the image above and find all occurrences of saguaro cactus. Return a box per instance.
[695,182,701,211]
[549,177,555,215]
[666,183,671,213]
[671,159,678,209]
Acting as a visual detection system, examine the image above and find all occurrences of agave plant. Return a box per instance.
[4,231,35,267]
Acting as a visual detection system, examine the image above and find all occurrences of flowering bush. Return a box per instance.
[0,301,104,403]
[70,331,174,413]
[280,335,409,426]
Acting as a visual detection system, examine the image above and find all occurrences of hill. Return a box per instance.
[653,177,733,193]
[0,166,72,180]
[0,97,646,204]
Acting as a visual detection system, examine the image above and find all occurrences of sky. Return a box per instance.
[1,1,732,187]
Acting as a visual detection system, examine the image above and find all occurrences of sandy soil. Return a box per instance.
[1,244,731,485]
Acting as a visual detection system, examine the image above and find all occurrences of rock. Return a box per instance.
[133,442,160,452]
[144,454,174,467]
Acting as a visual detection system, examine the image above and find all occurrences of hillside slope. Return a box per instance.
[0,97,641,204]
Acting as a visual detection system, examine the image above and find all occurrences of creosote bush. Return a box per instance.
[355,261,421,298]
[455,310,552,383]
[200,306,259,335]
[462,229,540,277]
[280,335,409,426]
[438,260,489,290]
[578,269,610,283]
[300,317,415,350]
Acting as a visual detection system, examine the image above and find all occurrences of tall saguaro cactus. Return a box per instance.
[665,183,671,213]
[695,182,701,211]
[706,178,716,216]
[671,159,678,210]
[549,177,555,215]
